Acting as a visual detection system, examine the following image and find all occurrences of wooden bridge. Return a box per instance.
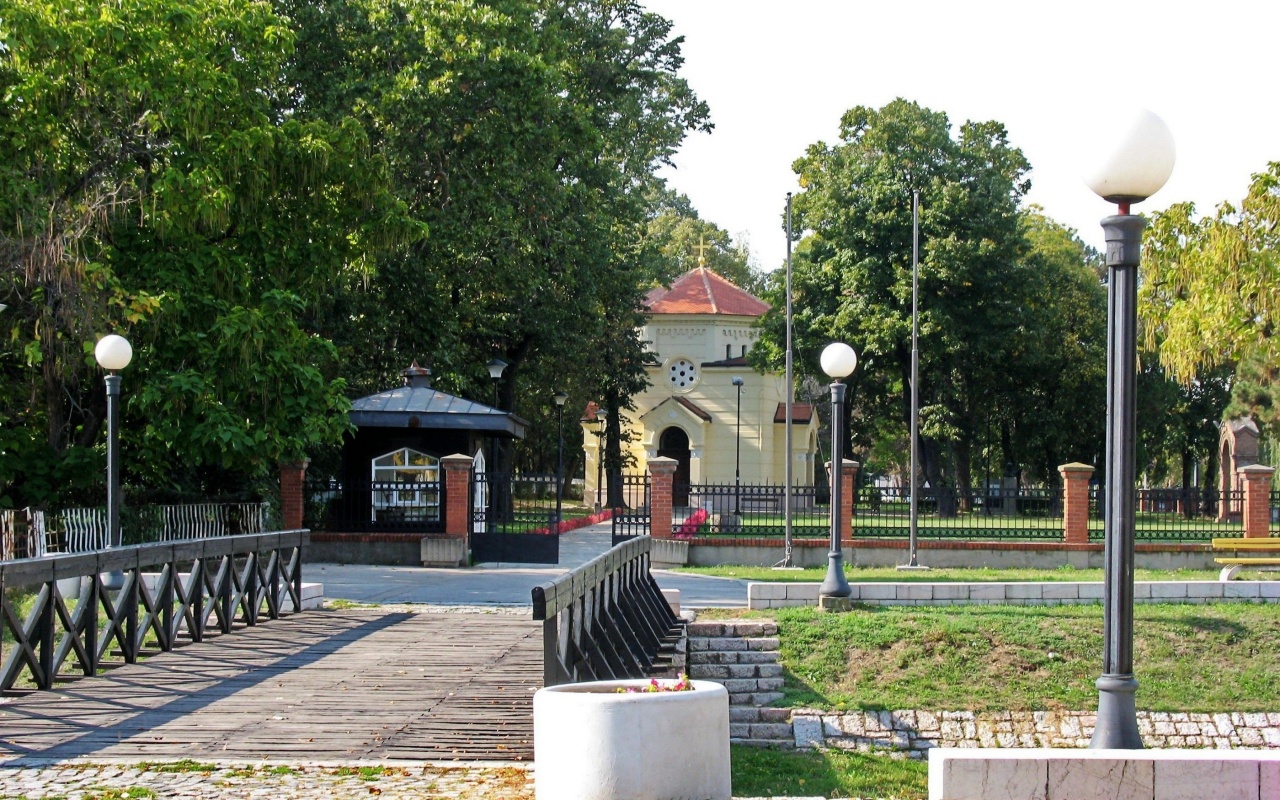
[0,608,541,763]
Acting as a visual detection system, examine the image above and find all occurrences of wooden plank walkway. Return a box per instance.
[0,609,541,764]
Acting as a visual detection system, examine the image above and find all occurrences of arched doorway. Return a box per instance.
[658,427,691,507]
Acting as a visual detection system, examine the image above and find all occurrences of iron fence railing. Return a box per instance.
[471,472,561,534]
[672,483,829,538]
[1095,487,1244,542]
[307,478,444,533]
[611,473,651,543]
[853,485,1064,540]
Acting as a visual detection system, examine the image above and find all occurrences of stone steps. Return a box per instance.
[686,620,793,748]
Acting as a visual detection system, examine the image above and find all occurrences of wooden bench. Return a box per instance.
[1210,537,1280,581]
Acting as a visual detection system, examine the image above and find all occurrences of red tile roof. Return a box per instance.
[644,268,770,317]
[773,403,814,424]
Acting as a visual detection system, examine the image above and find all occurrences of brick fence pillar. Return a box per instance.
[441,454,474,539]
[828,459,860,547]
[648,457,677,540]
[280,459,309,530]
[1058,462,1094,545]
[1239,464,1275,539]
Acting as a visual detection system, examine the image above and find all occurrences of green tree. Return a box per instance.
[645,188,757,291]
[0,0,416,505]
[756,99,1030,500]
[280,0,709,479]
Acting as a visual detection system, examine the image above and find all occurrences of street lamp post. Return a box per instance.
[732,376,744,517]
[818,343,857,601]
[486,357,508,532]
[95,335,132,590]
[1085,110,1176,750]
[554,391,568,527]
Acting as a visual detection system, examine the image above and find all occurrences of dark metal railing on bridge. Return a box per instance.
[531,536,682,687]
[0,530,307,691]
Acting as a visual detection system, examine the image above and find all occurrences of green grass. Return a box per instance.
[136,759,216,773]
[731,744,925,800]
[675,564,1228,583]
[715,604,1280,713]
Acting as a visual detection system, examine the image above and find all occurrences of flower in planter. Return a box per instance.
[617,673,694,693]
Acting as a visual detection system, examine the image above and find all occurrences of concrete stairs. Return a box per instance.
[686,620,793,748]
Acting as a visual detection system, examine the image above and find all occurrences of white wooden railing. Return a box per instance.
[0,502,271,559]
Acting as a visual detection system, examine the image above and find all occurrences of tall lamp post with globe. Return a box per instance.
[95,335,132,590]
[818,342,857,602]
[1084,110,1175,749]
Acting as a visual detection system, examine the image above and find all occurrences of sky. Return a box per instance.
[641,0,1278,273]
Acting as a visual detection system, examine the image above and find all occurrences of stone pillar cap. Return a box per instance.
[1058,462,1095,474]
[1238,464,1276,475]
[441,453,475,466]
[825,459,861,470]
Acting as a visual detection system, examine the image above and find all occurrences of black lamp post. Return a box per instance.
[554,391,568,526]
[732,376,744,516]
[95,335,132,589]
[595,410,607,513]
[818,342,857,600]
[486,357,508,532]
[1084,110,1176,750]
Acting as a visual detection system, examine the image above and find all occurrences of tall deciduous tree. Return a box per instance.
[280,0,709,478]
[757,99,1030,498]
[1142,164,1280,438]
[0,0,416,506]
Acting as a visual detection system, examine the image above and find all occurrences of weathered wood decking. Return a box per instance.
[0,609,540,763]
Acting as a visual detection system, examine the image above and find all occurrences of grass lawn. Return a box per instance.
[731,744,926,800]
[674,564,1237,583]
[699,604,1280,713]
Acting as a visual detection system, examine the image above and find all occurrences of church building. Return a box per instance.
[582,265,819,503]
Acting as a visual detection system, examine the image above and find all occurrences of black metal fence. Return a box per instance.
[672,483,829,538]
[611,473,651,544]
[472,472,562,534]
[1092,487,1244,542]
[306,479,445,533]
[852,485,1065,540]
[0,530,307,691]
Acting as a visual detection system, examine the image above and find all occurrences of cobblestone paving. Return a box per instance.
[0,762,843,799]
[0,761,534,799]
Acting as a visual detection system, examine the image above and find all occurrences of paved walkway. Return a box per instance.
[312,522,750,609]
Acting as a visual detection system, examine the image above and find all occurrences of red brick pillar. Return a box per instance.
[441,454,473,539]
[1058,463,1094,545]
[1239,464,1275,539]
[828,459,859,547]
[280,459,309,530]
[648,457,677,540]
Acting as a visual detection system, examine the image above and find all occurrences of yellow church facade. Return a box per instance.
[582,267,819,504]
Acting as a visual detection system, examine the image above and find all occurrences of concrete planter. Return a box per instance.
[533,679,731,800]
[420,535,467,567]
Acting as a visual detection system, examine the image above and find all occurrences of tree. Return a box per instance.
[645,188,757,291]
[280,0,709,477]
[0,0,416,506]
[756,99,1031,500]
[1142,163,1280,438]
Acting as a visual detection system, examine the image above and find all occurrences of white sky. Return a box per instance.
[642,0,1278,272]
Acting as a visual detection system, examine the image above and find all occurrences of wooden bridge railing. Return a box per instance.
[531,535,683,687]
[0,530,308,691]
